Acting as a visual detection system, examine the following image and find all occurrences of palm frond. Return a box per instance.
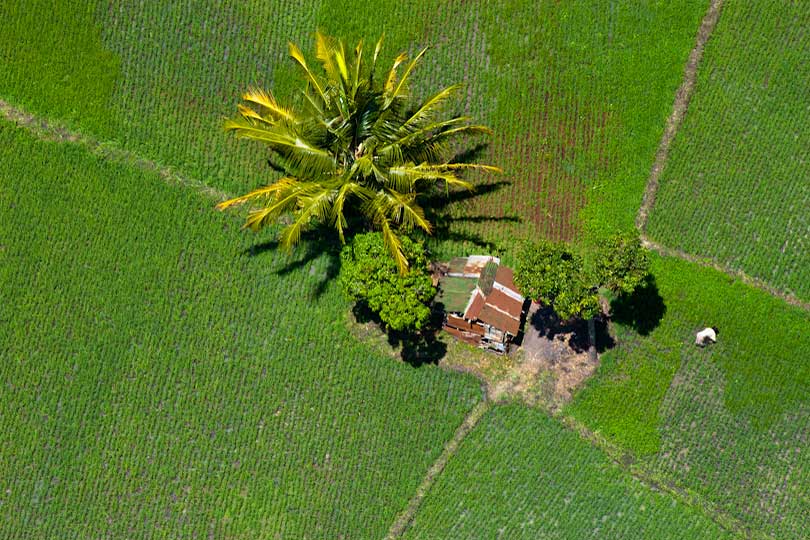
[224,117,336,175]
[378,189,432,233]
[422,124,493,145]
[289,41,328,105]
[352,39,363,96]
[242,87,296,122]
[384,52,408,95]
[401,84,461,131]
[215,177,297,210]
[383,47,428,109]
[330,181,375,243]
[370,34,384,85]
[279,187,334,250]
[387,163,474,191]
[375,212,408,275]
[376,116,472,154]
[315,31,343,84]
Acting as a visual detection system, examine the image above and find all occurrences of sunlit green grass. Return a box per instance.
[568,254,810,539]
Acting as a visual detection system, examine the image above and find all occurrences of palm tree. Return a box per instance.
[216,31,499,273]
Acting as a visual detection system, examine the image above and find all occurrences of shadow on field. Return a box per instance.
[421,179,519,253]
[243,228,341,299]
[529,306,616,354]
[352,303,447,367]
[610,275,667,335]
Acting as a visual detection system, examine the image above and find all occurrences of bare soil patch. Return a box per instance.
[346,301,605,410]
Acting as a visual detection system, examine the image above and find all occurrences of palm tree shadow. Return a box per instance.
[609,275,667,335]
[419,180,518,253]
[242,228,341,299]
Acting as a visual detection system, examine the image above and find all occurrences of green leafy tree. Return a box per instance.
[515,231,650,323]
[216,31,499,273]
[593,231,651,295]
[514,241,599,321]
[339,232,435,332]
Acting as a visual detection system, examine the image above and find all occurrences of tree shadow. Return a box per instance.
[352,302,447,367]
[242,227,341,299]
[609,275,667,335]
[451,143,490,166]
[529,306,616,354]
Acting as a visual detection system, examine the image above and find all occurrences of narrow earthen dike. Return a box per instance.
[633,0,808,311]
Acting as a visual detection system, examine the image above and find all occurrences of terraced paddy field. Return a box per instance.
[0,121,483,539]
[645,1,810,302]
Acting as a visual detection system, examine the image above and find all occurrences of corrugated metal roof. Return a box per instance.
[477,261,498,295]
[447,255,500,277]
[464,289,486,320]
[478,303,522,336]
[495,265,518,293]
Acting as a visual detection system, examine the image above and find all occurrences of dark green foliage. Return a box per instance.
[402,405,735,539]
[515,233,649,322]
[593,231,650,295]
[0,121,482,539]
[514,240,598,321]
[340,232,435,332]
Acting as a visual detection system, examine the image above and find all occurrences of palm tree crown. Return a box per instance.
[216,31,499,273]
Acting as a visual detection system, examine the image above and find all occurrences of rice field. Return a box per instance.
[0,120,483,539]
[402,404,735,540]
[567,255,810,539]
[2,1,808,539]
[645,1,810,302]
[0,0,708,255]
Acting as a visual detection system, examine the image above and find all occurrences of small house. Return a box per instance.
[435,256,527,352]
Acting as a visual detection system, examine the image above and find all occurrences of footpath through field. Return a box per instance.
[634,0,809,312]
[2,86,782,540]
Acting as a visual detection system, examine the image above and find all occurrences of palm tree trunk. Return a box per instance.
[587,316,598,364]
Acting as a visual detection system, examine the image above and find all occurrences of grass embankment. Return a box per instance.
[568,254,810,539]
[646,1,810,301]
[401,404,735,540]
[0,121,482,539]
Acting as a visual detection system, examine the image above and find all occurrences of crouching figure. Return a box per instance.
[695,326,719,347]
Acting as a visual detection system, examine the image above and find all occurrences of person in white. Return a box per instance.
[695,326,718,347]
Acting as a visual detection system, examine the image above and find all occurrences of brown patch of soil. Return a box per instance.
[345,302,602,411]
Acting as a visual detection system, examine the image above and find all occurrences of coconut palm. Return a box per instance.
[216,31,499,273]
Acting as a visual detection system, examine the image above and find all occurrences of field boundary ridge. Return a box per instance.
[385,400,492,539]
[633,0,808,311]
[642,238,810,310]
[635,0,724,232]
[559,414,771,540]
[0,98,232,203]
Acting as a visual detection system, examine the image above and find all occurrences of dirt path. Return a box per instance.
[0,99,233,203]
[635,0,724,232]
[385,400,492,540]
